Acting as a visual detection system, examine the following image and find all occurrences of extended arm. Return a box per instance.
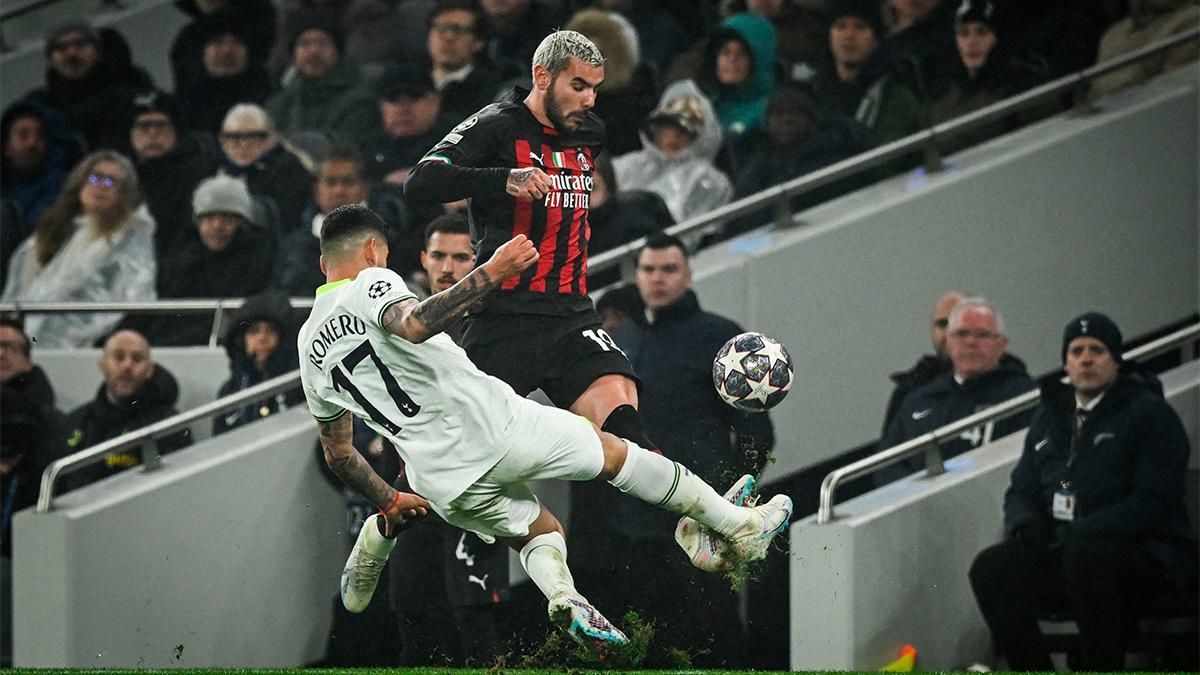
[405,160,554,203]
[381,234,539,343]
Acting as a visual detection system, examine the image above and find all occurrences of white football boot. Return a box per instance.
[675,474,758,572]
[340,513,396,613]
[548,591,629,655]
[727,493,794,563]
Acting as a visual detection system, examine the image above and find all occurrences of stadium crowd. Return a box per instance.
[1,0,1198,669]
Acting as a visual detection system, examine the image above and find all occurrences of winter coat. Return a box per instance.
[0,366,63,555]
[702,13,777,137]
[2,207,157,348]
[265,59,382,143]
[0,100,79,228]
[214,289,303,435]
[729,113,874,204]
[810,45,922,145]
[61,364,191,492]
[1091,0,1199,99]
[219,144,313,238]
[136,131,221,255]
[360,112,457,183]
[886,0,957,96]
[881,354,953,435]
[877,353,1037,483]
[170,0,277,90]
[607,289,775,539]
[176,65,274,136]
[611,81,733,227]
[1005,368,1196,586]
[437,60,512,123]
[930,46,1052,153]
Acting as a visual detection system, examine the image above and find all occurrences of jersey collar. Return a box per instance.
[315,278,352,296]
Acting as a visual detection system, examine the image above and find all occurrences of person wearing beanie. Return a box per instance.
[169,0,276,100]
[970,311,1196,670]
[213,289,303,435]
[149,175,276,345]
[126,89,221,256]
[175,9,274,136]
[265,12,381,143]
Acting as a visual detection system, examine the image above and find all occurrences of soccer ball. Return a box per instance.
[712,332,793,412]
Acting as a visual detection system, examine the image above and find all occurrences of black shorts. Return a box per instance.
[460,309,638,408]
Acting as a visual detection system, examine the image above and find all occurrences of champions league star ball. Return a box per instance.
[712,332,793,412]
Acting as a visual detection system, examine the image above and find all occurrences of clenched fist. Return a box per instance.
[484,234,540,280]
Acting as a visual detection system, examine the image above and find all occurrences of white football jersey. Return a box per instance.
[298,267,520,506]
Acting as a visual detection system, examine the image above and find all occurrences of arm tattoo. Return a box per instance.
[381,267,497,340]
[317,416,395,509]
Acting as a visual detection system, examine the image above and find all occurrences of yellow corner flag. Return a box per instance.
[882,644,917,672]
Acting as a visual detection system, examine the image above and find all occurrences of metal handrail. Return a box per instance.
[35,370,301,512]
[590,27,1200,276]
[815,322,1200,524]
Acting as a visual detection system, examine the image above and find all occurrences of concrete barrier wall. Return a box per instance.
[12,407,345,668]
[688,66,1199,481]
[789,360,1200,670]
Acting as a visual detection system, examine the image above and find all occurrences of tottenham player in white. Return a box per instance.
[300,204,792,653]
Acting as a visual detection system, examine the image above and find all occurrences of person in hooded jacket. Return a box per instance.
[213,290,303,435]
[612,81,733,231]
[876,296,1037,485]
[169,0,276,96]
[883,0,957,96]
[175,10,274,136]
[700,12,778,138]
[969,312,1198,671]
[1,100,80,233]
[60,329,191,492]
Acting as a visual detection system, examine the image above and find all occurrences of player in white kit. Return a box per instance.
[299,204,792,654]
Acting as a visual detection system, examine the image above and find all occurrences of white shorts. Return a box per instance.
[434,396,605,541]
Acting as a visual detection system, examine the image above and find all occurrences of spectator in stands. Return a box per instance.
[809,0,921,146]
[265,13,381,143]
[126,91,221,256]
[213,290,303,435]
[2,151,155,348]
[360,65,457,187]
[479,0,567,77]
[1090,0,1199,99]
[725,0,828,85]
[0,317,62,555]
[388,214,510,666]
[884,0,956,96]
[1,100,78,237]
[152,175,276,346]
[876,296,1036,484]
[565,8,659,156]
[425,0,511,121]
[275,145,414,297]
[881,290,966,434]
[61,329,191,491]
[170,0,275,96]
[596,0,689,78]
[25,22,154,152]
[175,10,274,136]
[587,153,674,258]
[929,1,1050,152]
[268,0,405,82]
[595,282,643,333]
[217,104,314,237]
[612,81,733,229]
[574,233,774,666]
[700,13,778,138]
[969,312,1198,671]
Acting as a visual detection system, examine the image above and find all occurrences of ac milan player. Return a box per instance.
[405,30,656,456]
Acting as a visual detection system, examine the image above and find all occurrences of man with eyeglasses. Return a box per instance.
[425,0,511,121]
[881,290,967,434]
[969,312,1197,671]
[876,296,1035,484]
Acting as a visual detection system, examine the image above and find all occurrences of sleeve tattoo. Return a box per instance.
[316,415,395,509]
[381,266,496,341]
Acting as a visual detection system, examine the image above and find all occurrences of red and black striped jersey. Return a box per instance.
[413,98,605,316]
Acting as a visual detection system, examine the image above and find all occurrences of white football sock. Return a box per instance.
[609,440,750,538]
[519,531,576,600]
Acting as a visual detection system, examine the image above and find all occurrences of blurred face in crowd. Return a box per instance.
[0,325,33,385]
[220,120,273,167]
[716,39,752,87]
[636,244,692,311]
[428,9,483,71]
[293,29,338,78]
[243,320,281,371]
[421,231,475,293]
[381,92,440,138]
[79,160,126,216]
[130,112,177,162]
[47,30,99,80]
[930,291,966,355]
[956,22,997,76]
[541,58,603,133]
[946,305,1006,381]
[316,159,367,214]
[766,102,813,146]
[99,330,154,405]
[830,16,878,73]
[4,114,48,173]
[197,212,242,252]
[1065,336,1120,403]
[653,123,691,156]
[203,33,249,77]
